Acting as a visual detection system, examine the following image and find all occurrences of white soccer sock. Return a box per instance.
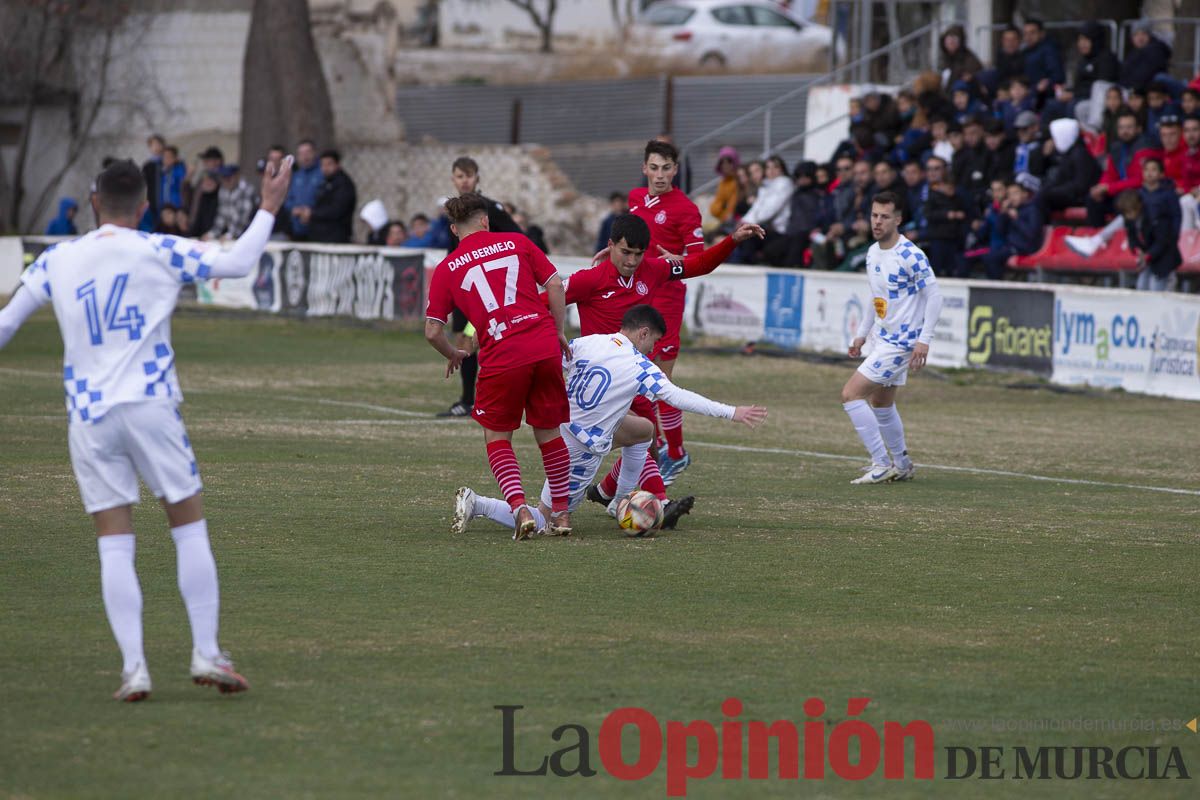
[171,520,221,661]
[474,496,547,529]
[873,405,912,467]
[615,442,651,497]
[843,399,891,466]
[97,534,145,674]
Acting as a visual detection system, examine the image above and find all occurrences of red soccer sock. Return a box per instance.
[599,458,621,498]
[486,440,526,511]
[658,401,685,460]
[539,436,571,513]
[639,452,668,501]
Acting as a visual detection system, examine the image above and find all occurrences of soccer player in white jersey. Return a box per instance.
[0,157,293,701]
[451,305,767,536]
[841,191,944,484]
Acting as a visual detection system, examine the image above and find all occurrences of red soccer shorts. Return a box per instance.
[649,294,684,362]
[473,357,570,432]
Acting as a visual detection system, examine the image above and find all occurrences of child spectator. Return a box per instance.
[951,81,988,124]
[45,197,78,236]
[159,145,187,213]
[983,173,1045,280]
[708,146,741,233]
[384,220,408,246]
[1120,157,1182,291]
[996,77,1035,133]
[596,191,628,252]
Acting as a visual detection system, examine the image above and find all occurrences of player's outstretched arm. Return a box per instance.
[657,222,765,280]
[0,288,44,350]
[205,155,293,279]
[424,318,469,378]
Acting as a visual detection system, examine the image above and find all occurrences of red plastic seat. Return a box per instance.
[1049,207,1088,224]
[1178,229,1200,274]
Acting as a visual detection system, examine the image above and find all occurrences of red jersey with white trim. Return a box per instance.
[565,236,736,336]
[628,186,704,308]
[427,231,560,370]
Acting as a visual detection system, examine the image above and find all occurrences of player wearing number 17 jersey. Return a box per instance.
[425,193,573,540]
[451,305,767,536]
[0,159,292,701]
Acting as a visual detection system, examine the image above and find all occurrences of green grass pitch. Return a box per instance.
[1,308,1197,799]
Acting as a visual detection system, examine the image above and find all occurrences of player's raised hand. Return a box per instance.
[656,245,684,260]
[259,155,294,215]
[731,222,766,243]
[446,348,469,378]
[591,246,610,266]
[733,405,767,428]
[910,342,929,373]
[848,336,866,358]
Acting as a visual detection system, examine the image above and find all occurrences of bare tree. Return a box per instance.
[506,0,560,53]
[0,1,129,233]
[240,0,336,169]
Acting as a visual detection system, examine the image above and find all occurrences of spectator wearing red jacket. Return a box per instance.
[1086,110,1156,226]
[1178,115,1200,230]
[1158,115,1186,184]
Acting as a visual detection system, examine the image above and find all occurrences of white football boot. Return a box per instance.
[191,650,249,694]
[851,463,899,484]
[113,661,152,702]
[451,487,476,534]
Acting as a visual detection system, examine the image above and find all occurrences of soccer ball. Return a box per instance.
[616,491,664,535]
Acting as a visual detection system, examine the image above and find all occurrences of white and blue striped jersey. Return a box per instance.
[19,226,220,424]
[562,333,734,455]
[857,234,942,351]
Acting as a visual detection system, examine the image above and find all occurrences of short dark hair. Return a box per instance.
[1005,76,1029,90]
[1117,109,1142,125]
[411,213,429,224]
[452,156,479,175]
[609,213,651,250]
[319,148,341,163]
[96,160,146,218]
[925,155,948,169]
[872,191,902,216]
[903,159,923,171]
[1115,189,1143,216]
[163,145,179,157]
[1003,25,1020,36]
[1143,155,1165,172]
[268,143,286,154]
[643,138,679,165]
[609,191,625,202]
[147,133,165,147]
[621,304,666,336]
[766,155,788,174]
[297,138,316,148]
[1183,89,1200,101]
[444,193,490,225]
[1025,18,1044,32]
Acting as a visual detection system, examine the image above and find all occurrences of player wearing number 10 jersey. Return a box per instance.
[425,193,573,540]
[0,158,291,701]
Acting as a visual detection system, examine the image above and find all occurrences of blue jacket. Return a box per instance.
[997,198,1043,255]
[286,162,324,235]
[1132,180,1183,276]
[159,162,186,209]
[1022,39,1065,87]
[45,198,78,236]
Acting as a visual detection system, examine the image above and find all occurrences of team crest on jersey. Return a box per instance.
[873,297,887,318]
[636,281,649,295]
[654,211,667,225]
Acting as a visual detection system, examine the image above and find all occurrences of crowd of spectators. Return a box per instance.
[54,140,551,254]
[697,18,1200,291]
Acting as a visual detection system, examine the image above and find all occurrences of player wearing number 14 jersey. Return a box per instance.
[425,193,573,540]
[0,158,290,701]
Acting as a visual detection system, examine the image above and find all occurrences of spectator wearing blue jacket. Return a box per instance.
[159,145,187,210]
[983,172,1044,280]
[1124,157,1182,291]
[1021,19,1065,99]
[286,139,323,239]
[45,197,78,236]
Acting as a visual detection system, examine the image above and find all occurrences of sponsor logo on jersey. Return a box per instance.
[600,291,617,299]
[873,297,887,318]
[475,408,485,415]
[636,281,649,295]
[654,211,667,225]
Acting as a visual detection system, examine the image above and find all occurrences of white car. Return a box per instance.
[631,0,836,72]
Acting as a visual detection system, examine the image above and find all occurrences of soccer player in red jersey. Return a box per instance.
[628,138,704,485]
[565,213,764,512]
[425,194,573,540]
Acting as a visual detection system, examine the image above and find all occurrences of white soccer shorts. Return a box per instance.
[68,401,203,513]
[856,340,914,387]
[539,432,604,513]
